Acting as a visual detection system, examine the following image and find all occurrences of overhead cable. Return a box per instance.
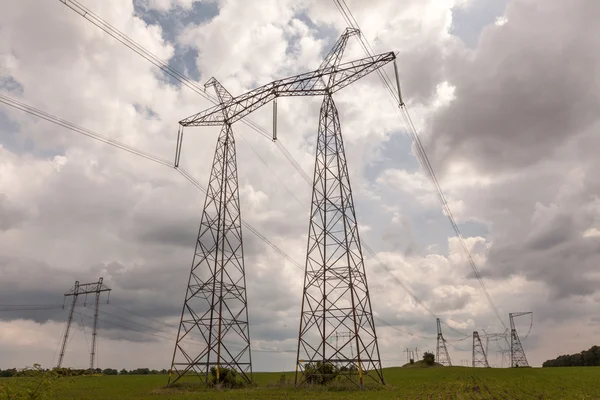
[332,0,507,330]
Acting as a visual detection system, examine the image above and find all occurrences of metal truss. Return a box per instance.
[472,331,490,368]
[58,277,111,370]
[170,27,394,388]
[169,79,252,386]
[510,312,531,367]
[179,53,395,127]
[436,318,452,366]
[295,93,384,388]
[292,29,391,390]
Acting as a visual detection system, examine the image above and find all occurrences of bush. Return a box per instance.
[0,364,60,399]
[303,362,340,385]
[423,352,435,366]
[209,367,246,388]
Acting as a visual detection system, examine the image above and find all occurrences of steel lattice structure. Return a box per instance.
[169,79,253,386]
[295,29,392,389]
[509,312,531,367]
[472,331,490,368]
[57,277,111,370]
[169,28,395,388]
[435,318,452,366]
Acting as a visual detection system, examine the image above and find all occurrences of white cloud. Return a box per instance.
[1,0,597,373]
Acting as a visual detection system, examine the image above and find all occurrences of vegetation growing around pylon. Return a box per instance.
[3,366,600,399]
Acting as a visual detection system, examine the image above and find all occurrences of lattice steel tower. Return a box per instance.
[57,277,111,370]
[169,79,252,385]
[472,331,490,368]
[509,312,531,367]
[168,27,396,388]
[435,318,452,366]
[295,29,395,388]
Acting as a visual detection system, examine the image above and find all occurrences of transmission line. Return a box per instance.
[0,92,467,338]
[332,0,507,330]
[0,94,303,272]
[12,2,478,338]
[54,0,470,336]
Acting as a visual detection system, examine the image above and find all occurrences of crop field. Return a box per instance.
[2,366,600,400]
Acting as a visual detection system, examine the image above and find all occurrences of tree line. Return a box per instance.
[542,345,600,367]
[0,367,169,377]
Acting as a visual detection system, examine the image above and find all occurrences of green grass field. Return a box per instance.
[2,366,600,400]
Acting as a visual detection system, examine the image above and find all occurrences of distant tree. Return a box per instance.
[103,368,118,375]
[159,369,168,374]
[423,352,435,366]
[543,345,600,367]
[0,369,17,377]
[119,369,128,375]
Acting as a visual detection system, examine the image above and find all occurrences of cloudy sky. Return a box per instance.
[1,0,598,372]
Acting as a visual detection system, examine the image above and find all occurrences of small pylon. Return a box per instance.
[509,312,531,367]
[472,331,489,368]
[57,278,111,369]
[435,318,452,366]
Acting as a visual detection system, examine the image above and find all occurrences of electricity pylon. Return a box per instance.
[169,28,396,387]
[169,78,252,386]
[472,331,489,368]
[57,277,111,369]
[436,318,452,366]
[295,29,395,389]
[509,312,531,367]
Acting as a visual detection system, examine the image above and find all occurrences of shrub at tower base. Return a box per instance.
[302,362,363,385]
[208,367,247,388]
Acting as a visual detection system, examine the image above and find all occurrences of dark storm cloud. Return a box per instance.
[419,0,600,308]
[426,0,600,174]
[0,194,28,231]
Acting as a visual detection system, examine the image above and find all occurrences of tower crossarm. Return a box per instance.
[64,281,111,296]
[509,312,532,329]
[179,51,396,127]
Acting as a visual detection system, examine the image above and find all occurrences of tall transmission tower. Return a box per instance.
[295,29,396,389]
[435,318,452,366]
[169,78,252,386]
[472,331,489,368]
[169,28,395,387]
[509,312,531,367]
[57,277,111,369]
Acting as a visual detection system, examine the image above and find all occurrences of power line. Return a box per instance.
[0,93,466,337]
[0,94,172,167]
[107,303,179,330]
[332,0,507,330]
[0,93,302,271]
[58,0,271,141]
[10,3,478,338]
[55,0,471,335]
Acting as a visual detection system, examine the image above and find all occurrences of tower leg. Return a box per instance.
[295,94,384,388]
[169,123,252,386]
[57,281,79,368]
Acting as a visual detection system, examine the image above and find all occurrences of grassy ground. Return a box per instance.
[2,366,600,399]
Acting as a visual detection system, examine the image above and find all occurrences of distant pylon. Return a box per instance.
[509,312,531,367]
[169,79,252,386]
[435,318,452,366]
[472,331,489,368]
[57,277,111,369]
